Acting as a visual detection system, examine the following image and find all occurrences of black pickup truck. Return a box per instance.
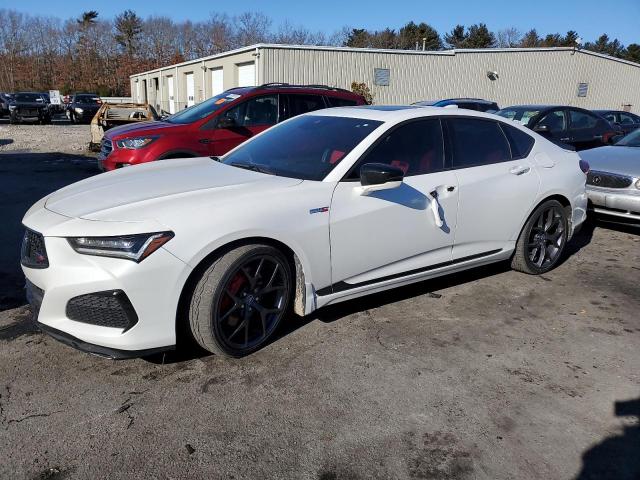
[8,92,52,124]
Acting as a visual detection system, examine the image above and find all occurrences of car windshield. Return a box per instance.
[615,129,640,147]
[496,108,543,127]
[222,115,383,181]
[15,93,42,102]
[76,95,100,103]
[166,91,243,124]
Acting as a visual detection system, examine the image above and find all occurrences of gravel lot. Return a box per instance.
[0,124,638,480]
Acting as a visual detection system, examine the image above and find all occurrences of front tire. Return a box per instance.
[188,244,292,357]
[511,200,568,274]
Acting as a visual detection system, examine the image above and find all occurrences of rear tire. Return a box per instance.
[511,200,569,274]
[188,244,292,357]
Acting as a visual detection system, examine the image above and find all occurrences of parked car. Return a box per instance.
[98,84,367,171]
[0,93,12,117]
[22,106,588,358]
[496,105,618,151]
[413,98,500,113]
[579,129,640,222]
[66,93,102,124]
[593,110,640,136]
[8,92,52,124]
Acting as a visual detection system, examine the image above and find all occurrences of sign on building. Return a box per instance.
[374,68,390,86]
[49,90,61,105]
[577,83,589,97]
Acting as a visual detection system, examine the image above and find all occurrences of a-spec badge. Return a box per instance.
[309,207,330,214]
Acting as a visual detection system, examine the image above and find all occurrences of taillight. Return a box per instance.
[579,159,590,174]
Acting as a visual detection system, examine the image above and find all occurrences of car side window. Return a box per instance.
[569,109,598,129]
[222,95,278,127]
[500,123,535,159]
[348,119,444,179]
[603,113,617,123]
[287,94,326,118]
[447,118,512,168]
[326,97,358,107]
[537,110,566,132]
[619,113,636,125]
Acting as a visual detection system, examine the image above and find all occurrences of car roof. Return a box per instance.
[226,83,360,97]
[501,105,560,110]
[307,105,511,123]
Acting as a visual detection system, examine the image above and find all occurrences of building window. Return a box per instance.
[374,68,390,86]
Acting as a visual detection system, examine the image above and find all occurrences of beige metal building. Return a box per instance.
[130,44,640,113]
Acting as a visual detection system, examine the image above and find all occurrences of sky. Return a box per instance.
[4,0,639,45]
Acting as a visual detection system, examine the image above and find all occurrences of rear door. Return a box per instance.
[446,117,540,260]
[206,94,279,156]
[567,108,606,150]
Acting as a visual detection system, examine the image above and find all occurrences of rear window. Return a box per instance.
[447,118,511,168]
[500,123,535,159]
[326,97,359,107]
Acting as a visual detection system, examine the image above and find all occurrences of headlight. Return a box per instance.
[67,232,174,262]
[8,105,16,110]
[74,107,83,113]
[115,136,159,149]
[636,179,640,189]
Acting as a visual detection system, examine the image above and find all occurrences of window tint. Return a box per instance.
[223,116,382,181]
[448,118,511,168]
[326,96,358,107]
[287,94,325,117]
[500,123,535,159]
[569,109,598,129]
[538,110,566,131]
[619,113,637,125]
[222,95,278,127]
[603,113,617,123]
[349,119,444,179]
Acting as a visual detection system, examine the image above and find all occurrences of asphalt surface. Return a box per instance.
[0,124,639,480]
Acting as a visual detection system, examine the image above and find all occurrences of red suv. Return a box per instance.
[98,84,366,171]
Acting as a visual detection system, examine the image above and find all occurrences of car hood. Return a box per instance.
[11,101,46,108]
[42,157,303,223]
[105,120,183,139]
[579,146,640,178]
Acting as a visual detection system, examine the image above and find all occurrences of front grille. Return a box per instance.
[100,139,113,157]
[66,290,138,331]
[587,171,633,189]
[21,108,39,116]
[21,229,49,269]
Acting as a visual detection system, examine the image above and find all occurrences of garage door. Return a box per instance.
[167,76,175,114]
[237,62,255,87]
[211,68,224,96]
[185,72,195,107]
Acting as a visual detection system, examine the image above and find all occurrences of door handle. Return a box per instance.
[426,191,443,227]
[198,138,211,144]
[509,165,530,176]
[560,137,571,142]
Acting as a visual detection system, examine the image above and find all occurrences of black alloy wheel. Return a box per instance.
[512,199,569,274]
[189,244,292,357]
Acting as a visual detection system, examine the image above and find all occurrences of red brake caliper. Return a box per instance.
[220,272,247,314]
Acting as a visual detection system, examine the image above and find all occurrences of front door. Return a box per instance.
[445,117,540,260]
[205,94,279,156]
[329,118,459,289]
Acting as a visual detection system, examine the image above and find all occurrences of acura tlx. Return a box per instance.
[21,106,588,358]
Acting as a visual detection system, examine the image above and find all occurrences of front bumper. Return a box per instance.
[587,187,640,221]
[22,235,192,355]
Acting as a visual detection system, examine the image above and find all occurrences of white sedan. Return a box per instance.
[21,106,588,358]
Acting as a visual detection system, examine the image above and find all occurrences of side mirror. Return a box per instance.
[533,124,550,134]
[358,163,404,195]
[217,116,237,129]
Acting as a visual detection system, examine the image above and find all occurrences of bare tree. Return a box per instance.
[496,28,522,48]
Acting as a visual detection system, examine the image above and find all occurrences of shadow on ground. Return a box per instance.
[575,397,640,480]
[0,152,98,310]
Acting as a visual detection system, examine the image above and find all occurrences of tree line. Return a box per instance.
[0,8,638,96]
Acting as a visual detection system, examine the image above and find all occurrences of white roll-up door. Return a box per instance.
[237,62,255,87]
[211,68,224,96]
[186,72,195,107]
[167,76,175,114]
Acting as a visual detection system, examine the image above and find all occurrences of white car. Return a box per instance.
[21,106,588,358]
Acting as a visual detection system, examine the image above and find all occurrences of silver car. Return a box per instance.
[580,129,640,222]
